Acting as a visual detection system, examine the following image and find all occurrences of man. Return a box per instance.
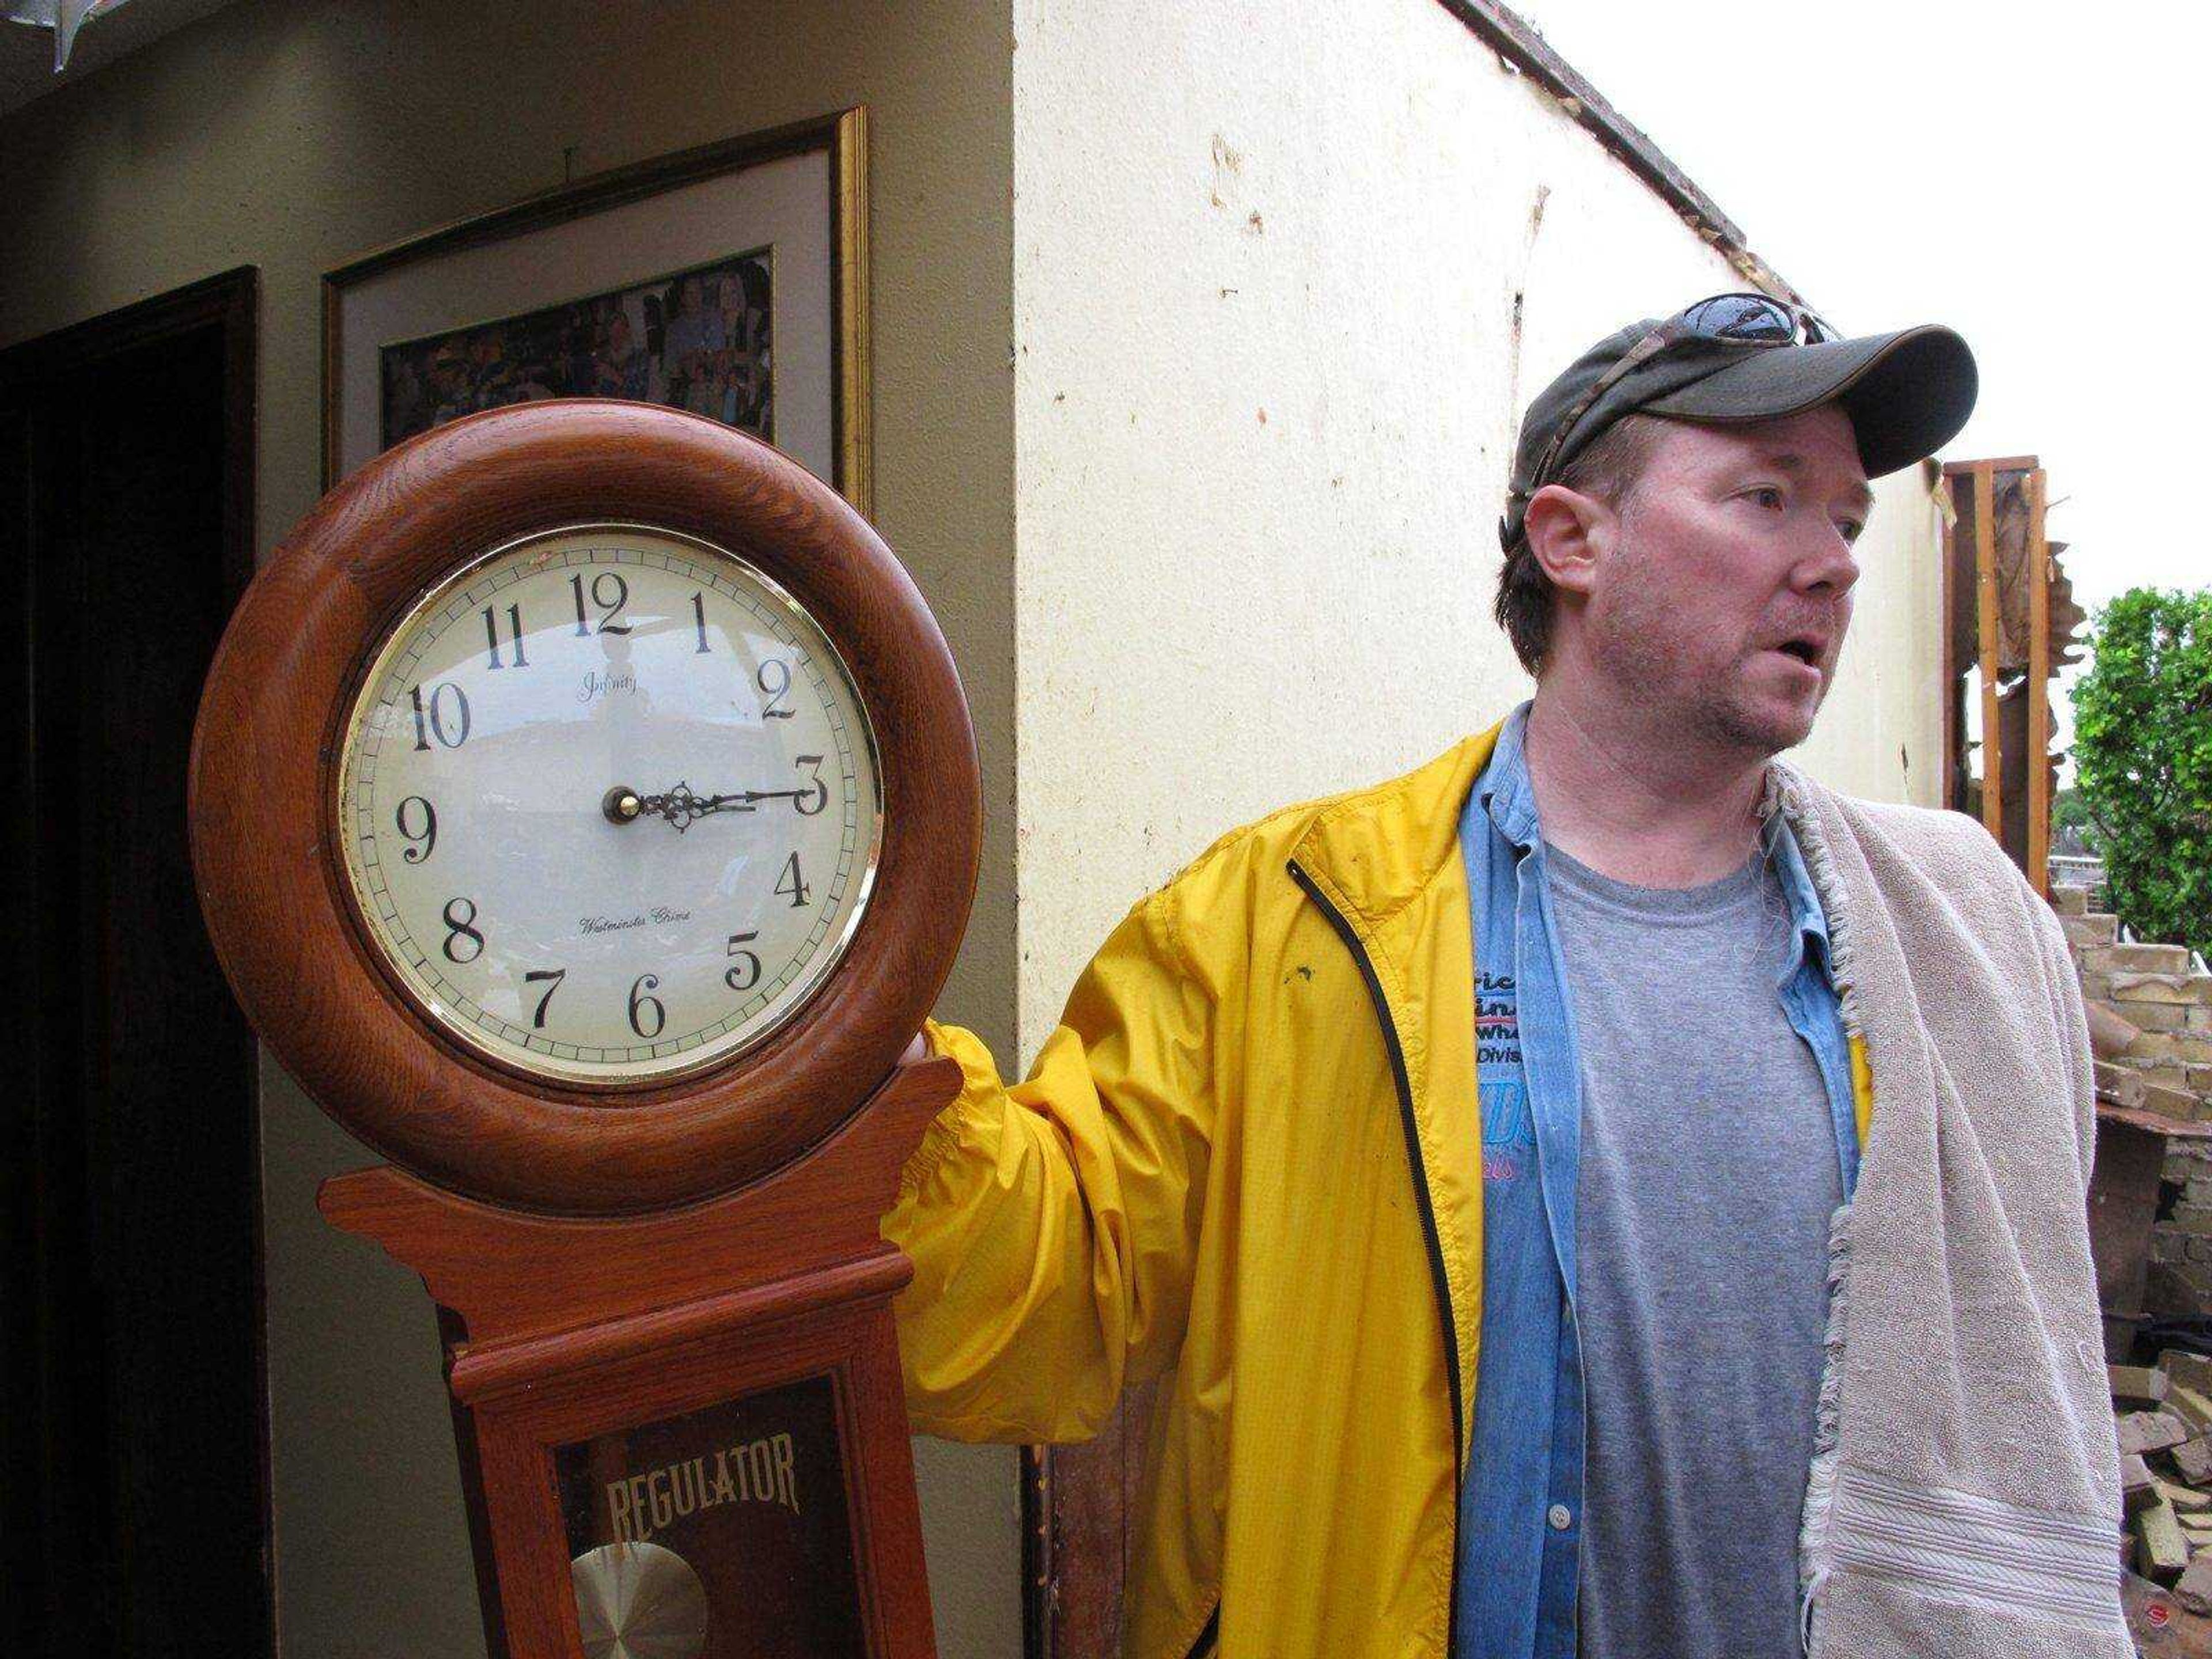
[883,295,2124,1658]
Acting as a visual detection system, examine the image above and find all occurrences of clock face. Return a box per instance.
[335,524,882,1086]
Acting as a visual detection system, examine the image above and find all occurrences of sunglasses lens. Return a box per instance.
[1680,294,1798,344]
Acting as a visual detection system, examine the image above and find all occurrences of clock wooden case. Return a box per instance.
[190,399,979,1658]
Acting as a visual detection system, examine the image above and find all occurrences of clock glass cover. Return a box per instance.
[336,524,882,1085]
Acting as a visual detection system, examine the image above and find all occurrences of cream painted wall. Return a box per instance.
[0,2,1019,1653]
[1789,461,1946,805]
[1007,0,1949,1046]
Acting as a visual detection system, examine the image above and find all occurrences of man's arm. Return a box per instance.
[882,881,1218,1446]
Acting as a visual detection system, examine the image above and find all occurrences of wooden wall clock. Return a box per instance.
[190,399,979,1658]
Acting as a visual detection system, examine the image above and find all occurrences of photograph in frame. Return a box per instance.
[378,249,775,450]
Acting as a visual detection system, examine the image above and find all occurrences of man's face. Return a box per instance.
[1578,403,1871,756]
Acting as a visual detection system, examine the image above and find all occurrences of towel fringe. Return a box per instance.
[1762,762,1866,1657]
[1797,1199,1854,1656]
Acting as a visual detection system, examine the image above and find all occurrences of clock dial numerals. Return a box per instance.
[482,603,529,669]
[756,658,794,720]
[396,796,437,862]
[775,852,812,910]
[627,974,666,1040]
[336,527,882,1085]
[725,933,762,992]
[524,968,566,1027]
[410,682,471,750]
[441,897,484,964]
[794,756,827,816]
[570,570,632,636]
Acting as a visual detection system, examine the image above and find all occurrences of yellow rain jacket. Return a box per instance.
[882,717,1866,1658]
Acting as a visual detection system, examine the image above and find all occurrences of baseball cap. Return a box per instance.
[1501,299,1978,551]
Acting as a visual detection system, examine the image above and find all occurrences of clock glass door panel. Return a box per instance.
[335,525,883,1087]
[554,1376,866,1659]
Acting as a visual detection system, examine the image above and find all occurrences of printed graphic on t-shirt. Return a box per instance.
[1476,968,1532,1182]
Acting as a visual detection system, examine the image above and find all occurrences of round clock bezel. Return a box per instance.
[190,400,980,1215]
[330,520,889,1091]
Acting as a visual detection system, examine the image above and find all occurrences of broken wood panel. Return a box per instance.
[1940,456,2080,878]
[1024,1376,1161,1658]
[2027,468,2052,896]
[1974,464,2005,843]
[1938,467,1964,814]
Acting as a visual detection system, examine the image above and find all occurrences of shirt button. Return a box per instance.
[1547,1503,1573,1531]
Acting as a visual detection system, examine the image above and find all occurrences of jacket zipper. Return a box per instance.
[1183,1600,1220,1659]
[1287,858,1464,1656]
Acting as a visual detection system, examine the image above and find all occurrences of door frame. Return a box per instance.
[0,264,266,1652]
[0,267,257,599]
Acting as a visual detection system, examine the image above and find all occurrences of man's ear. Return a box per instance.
[1522,482,1612,599]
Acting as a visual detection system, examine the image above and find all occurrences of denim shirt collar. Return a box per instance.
[1475,698,1834,988]
[1763,793,1835,986]
[1475,699,1544,851]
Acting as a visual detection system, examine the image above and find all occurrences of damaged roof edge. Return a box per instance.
[1434,0,1812,312]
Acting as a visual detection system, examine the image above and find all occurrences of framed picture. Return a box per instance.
[323,108,871,515]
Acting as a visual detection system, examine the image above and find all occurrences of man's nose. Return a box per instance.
[1791,522,1861,597]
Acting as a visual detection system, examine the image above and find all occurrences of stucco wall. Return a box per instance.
[1007,0,1945,1048]
[1789,460,1946,805]
[0,2,1020,1653]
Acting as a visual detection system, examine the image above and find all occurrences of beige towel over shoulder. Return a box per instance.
[1768,760,2128,1657]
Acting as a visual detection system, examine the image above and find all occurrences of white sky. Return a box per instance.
[1513,0,2209,774]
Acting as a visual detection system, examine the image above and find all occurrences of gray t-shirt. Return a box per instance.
[1543,840,1841,1659]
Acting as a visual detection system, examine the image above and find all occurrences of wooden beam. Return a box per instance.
[1974,465,2004,843]
[2027,468,2052,896]
[1435,2,1740,241]
[1940,474,1960,812]
[1944,454,2040,476]
[1431,1,1809,307]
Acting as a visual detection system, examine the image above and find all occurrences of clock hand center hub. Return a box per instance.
[603,786,643,825]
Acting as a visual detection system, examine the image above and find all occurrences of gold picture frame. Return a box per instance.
[322,107,872,518]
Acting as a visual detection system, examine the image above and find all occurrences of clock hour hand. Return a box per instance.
[612,780,817,832]
[609,781,755,833]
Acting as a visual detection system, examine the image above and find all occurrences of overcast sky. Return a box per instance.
[1513,0,2206,771]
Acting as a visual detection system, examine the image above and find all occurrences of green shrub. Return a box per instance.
[2071,586,2212,964]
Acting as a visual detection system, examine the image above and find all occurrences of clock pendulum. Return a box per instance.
[571,1541,710,1659]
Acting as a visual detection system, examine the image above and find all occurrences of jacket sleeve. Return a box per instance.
[881,880,1218,1445]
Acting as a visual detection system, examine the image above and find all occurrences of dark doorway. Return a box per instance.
[1,269,268,1657]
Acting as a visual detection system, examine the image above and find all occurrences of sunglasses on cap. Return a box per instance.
[1517,291,1838,509]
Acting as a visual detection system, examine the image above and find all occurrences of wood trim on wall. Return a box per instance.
[0,271,259,604]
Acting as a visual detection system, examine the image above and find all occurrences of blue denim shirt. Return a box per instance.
[1452,700,1861,1658]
